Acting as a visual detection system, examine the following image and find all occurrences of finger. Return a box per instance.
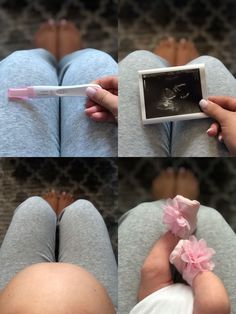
[85,99,96,108]
[85,105,107,114]
[207,96,236,111]
[85,100,107,111]
[86,87,118,116]
[199,99,228,124]
[89,111,116,122]
[91,75,118,90]
[206,122,220,137]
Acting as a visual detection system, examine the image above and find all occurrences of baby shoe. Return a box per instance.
[169,235,215,286]
[163,195,200,239]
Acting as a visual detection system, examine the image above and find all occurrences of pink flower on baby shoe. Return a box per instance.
[163,195,200,239]
[181,236,215,283]
[170,235,215,286]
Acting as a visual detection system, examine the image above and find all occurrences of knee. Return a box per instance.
[19,196,45,207]
[62,199,101,220]
[124,50,154,61]
[138,256,170,302]
[140,255,166,282]
[7,49,43,64]
[81,48,113,60]
[16,196,55,217]
[198,206,227,227]
[121,50,155,65]
[70,48,117,72]
[193,55,224,68]
[5,49,56,79]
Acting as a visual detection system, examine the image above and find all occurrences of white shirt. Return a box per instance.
[130,283,194,314]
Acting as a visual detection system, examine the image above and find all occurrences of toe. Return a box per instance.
[41,21,53,32]
[166,167,174,175]
[176,167,187,180]
[179,38,188,49]
[59,19,68,30]
[61,191,66,199]
[167,37,175,46]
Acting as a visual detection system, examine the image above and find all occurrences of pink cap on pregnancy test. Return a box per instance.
[8,87,35,99]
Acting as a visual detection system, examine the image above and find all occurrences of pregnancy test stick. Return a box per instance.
[8,84,101,100]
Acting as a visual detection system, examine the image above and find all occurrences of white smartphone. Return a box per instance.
[138,64,208,124]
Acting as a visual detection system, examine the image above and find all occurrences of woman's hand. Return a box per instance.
[199,96,236,156]
[85,75,118,123]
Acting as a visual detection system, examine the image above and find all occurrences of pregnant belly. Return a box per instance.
[0,262,114,314]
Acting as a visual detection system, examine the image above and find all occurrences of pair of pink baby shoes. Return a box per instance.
[163,195,215,286]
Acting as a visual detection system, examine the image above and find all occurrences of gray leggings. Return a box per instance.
[119,51,236,157]
[118,200,236,314]
[0,48,118,157]
[0,196,117,308]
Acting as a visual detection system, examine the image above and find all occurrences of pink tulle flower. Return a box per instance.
[170,235,215,285]
[182,236,215,277]
[163,195,200,239]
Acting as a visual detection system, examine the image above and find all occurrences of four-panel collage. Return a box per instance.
[0,0,235,313]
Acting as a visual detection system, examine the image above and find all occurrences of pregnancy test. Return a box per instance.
[8,84,101,100]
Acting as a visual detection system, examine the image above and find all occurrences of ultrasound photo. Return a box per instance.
[142,68,204,119]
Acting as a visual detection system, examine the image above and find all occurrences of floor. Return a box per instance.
[119,0,236,76]
[0,0,117,60]
[119,158,236,233]
[0,158,118,253]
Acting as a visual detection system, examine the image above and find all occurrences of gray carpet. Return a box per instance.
[0,0,117,60]
[119,0,236,76]
[119,158,236,233]
[0,158,118,253]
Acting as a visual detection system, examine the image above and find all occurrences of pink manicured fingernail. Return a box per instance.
[199,99,208,109]
[207,127,212,134]
[86,87,97,97]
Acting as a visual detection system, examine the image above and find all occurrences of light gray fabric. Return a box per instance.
[0,197,117,309]
[119,51,171,157]
[118,200,236,314]
[119,51,236,157]
[0,48,117,157]
[59,49,118,157]
[58,199,117,308]
[0,196,57,289]
[0,49,60,157]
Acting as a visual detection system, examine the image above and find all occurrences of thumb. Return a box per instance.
[86,87,117,115]
[199,99,229,124]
